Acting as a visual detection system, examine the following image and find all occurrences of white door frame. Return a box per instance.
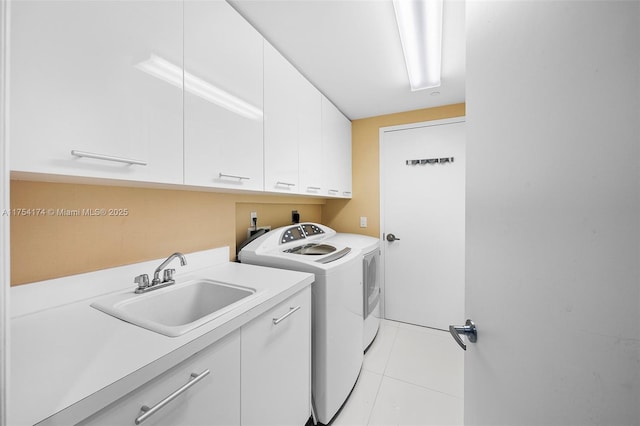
[378,116,465,320]
[1,0,10,423]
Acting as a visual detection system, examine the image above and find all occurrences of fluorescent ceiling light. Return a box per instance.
[135,54,263,121]
[393,0,443,91]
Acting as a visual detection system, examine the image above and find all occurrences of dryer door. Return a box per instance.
[363,249,380,318]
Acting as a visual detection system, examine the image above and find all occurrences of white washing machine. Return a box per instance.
[238,223,363,425]
[326,233,381,350]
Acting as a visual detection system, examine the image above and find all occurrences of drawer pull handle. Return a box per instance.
[276,181,296,187]
[328,189,339,194]
[343,191,352,196]
[135,369,210,424]
[71,150,147,166]
[273,306,301,325]
[306,186,321,191]
[219,172,251,181]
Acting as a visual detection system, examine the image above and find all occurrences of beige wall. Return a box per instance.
[324,103,466,236]
[10,180,324,286]
[235,202,322,245]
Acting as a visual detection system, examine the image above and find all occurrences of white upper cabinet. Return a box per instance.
[297,72,324,196]
[9,0,184,184]
[9,0,351,198]
[264,43,300,193]
[264,42,323,196]
[184,0,264,191]
[321,97,352,198]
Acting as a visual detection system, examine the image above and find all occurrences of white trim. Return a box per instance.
[0,0,10,422]
[378,116,465,320]
[378,127,386,319]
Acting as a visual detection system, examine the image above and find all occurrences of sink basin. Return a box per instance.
[91,279,257,337]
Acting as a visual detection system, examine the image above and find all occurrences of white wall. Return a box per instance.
[466,1,640,424]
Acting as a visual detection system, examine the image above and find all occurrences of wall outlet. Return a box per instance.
[247,226,271,239]
[360,216,368,228]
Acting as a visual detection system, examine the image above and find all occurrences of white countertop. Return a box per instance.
[9,248,314,426]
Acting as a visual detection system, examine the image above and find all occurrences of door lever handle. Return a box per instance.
[386,233,400,242]
[449,319,477,350]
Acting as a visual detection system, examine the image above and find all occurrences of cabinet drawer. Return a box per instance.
[78,331,240,426]
[241,287,312,426]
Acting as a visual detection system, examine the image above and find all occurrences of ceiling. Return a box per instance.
[229,0,465,120]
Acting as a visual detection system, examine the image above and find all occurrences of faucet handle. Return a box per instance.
[134,274,150,290]
[163,268,175,282]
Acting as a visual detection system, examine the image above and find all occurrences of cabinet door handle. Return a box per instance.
[328,189,339,194]
[306,186,321,191]
[219,172,251,181]
[71,150,147,166]
[276,181,296,187]
[134,369,210,424]
[273,306,301,325]
[343,191,352,196]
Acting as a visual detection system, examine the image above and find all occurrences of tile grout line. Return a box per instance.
[362,320,464,425]
[366,326,398,425]
[364,374,384,426]
[386,325,464,400]
[382,374,464,400]
[380,323,400,377]
[365,323,399,425]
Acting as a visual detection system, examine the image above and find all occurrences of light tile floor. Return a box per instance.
[331,319,464,426]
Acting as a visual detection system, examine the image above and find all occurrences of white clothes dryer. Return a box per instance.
[326,233,381,350]
[238,223,363,425]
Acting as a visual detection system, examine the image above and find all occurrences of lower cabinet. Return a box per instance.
[241,286,312,426]
[76,287,311,426]
[78,331,241,426]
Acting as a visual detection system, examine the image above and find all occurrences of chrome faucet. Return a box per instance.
[134,252,187,294]
[152,252,187,285]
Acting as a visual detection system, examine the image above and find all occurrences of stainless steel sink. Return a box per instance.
[91,279,256,337]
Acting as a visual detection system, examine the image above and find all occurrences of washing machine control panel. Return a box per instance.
[280,223,326,244]
[281,226,306,244]
[302,224,325,236]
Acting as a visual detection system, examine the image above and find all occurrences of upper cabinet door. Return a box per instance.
[321,97,352,198]
[184,1,264,191]
[9,0,183,184]
[297,73,324,196]
[264,43,299,194]
[338,111,353,198]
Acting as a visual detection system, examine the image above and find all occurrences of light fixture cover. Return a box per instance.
[393,0,443,91]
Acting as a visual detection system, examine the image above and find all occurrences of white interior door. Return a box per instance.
[381,118,465,330]
[0,0,8,423]
[464,1,640,425]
